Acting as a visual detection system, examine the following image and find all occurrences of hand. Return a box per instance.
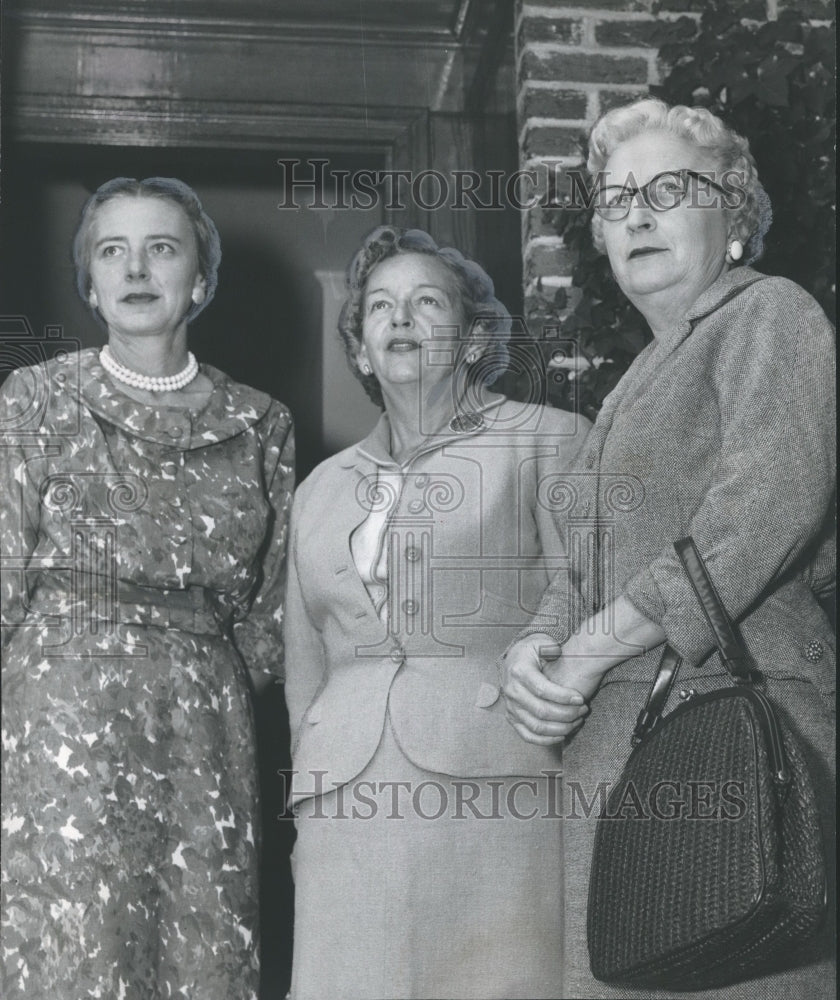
[543,652,609,705]
[501,633,590,746]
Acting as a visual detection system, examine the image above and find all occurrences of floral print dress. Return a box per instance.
[0,348,294,998]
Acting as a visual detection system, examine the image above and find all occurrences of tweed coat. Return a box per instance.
[533,266,835,694]
[283,394,591,803]
[529,267,836,999]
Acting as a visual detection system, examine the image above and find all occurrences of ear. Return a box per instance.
[354,341,374,376]
[191,276,207,305]
[726,211,753,246]
[465,320,489,364]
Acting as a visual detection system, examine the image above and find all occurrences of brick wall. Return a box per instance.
[515,0,834,334]
[516,0,702,330]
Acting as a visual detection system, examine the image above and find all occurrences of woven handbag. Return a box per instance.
[587,537,827,991]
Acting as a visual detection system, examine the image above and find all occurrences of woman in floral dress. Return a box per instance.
[0,177,294,998]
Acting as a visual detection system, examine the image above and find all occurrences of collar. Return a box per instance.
[684,265,766,324]
[340,391,507,470]
[653,266,767,349]
[68,347,273,448]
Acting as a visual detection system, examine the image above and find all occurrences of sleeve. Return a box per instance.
[513,407,594,647]
[624,281,836,665]
[282,492,328,750]
[0,372,44,649]
[231,402,295,679]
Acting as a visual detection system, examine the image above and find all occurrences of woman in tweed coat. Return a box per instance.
[503,99,835,998]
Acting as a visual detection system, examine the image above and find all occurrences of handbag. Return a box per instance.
[586,537,827,991]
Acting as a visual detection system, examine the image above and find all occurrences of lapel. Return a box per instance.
[577,267,768,608]
[579,266,768,473]
[328,394,507,635]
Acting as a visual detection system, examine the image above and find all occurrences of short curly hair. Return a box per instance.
[587,98,771,264]
[338,226,512,408]
[73,176,222,324]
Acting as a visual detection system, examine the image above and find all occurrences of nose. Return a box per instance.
[390,299,413,327]
[626,197,656,232]
[125,248,149,280]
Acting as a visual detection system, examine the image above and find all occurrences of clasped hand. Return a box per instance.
[501,633,606,746]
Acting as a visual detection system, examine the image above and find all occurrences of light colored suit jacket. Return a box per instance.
[283,396,590,802]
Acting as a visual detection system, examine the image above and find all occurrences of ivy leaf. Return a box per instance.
[756,71,790,106]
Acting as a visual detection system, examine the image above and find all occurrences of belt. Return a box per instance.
[28,578,229,636]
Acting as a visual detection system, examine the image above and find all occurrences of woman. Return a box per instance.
[0,177,294,998]
[283,226,590,999]
[503,99,836,998]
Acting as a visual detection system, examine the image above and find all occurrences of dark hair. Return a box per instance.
[72,176,222,323]
[338,226,512,408]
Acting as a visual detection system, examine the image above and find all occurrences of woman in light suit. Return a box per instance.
[283,226,590,999]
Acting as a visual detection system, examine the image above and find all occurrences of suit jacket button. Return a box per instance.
[408,500,424,514]
[405,546,421,562]
[389,645,405,663]
[414,474,429,488]
[403,599,419,615]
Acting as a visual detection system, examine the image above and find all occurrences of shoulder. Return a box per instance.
[294,447,357,504]
[689,273,835,415]
[262,397,294,438]
[489,398,591,446]
[0,348,94,434]
[203,363,293,433]
[736,272,829,319]
[1,346,95,390]
[707,272,833,351]
[690,272,834,385]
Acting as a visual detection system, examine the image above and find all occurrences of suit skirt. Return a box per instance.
[289,710,565,1000]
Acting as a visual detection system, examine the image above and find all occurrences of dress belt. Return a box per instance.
[28,579,229,636]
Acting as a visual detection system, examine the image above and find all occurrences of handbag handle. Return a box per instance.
[633,645,682,744]
[633,538,761,744]
[673,537,761,685]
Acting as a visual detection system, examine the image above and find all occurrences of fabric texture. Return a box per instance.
[284,394,590,998]
[0,348,294,998]
[529,268,836,998]
[291,716,565,1000]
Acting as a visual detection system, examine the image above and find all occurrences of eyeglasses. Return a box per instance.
[595,169,731,221]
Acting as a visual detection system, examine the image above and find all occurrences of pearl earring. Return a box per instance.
[361,363,372,376]
[89,291,98,309]
[726,239,744,263]
[192,287,206,305]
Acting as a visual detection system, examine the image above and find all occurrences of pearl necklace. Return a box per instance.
[100,345,199,392]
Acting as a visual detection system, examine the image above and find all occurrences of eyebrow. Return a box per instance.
[93,233,183,248]
[366,283,450,297]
